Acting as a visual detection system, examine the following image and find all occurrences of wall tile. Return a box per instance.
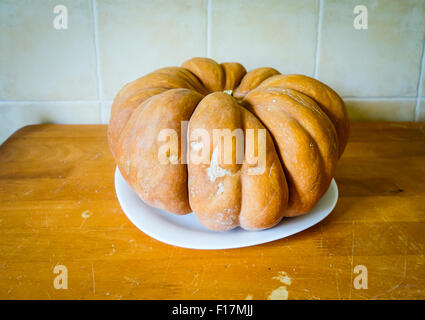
[101,101,112,124]
[0,0,98,100]
[318,0,425,97]
[98,0,207,100]
[420,53,425,97]
[209,0,318,75]
[0,102,101,144]
[102,98,417,124]
[421,79,425,98]
[344,99,415,122]
[417,99,425,121]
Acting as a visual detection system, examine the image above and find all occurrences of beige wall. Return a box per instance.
[1,0,425,143]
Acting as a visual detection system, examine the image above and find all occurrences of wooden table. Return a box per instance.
[0,123,424,300]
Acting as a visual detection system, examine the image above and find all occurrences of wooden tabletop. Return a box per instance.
[0,123,424,300]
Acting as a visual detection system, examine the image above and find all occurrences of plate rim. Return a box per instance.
[114,166,338,250]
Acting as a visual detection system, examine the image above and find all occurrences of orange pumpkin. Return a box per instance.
[108,57,349,231]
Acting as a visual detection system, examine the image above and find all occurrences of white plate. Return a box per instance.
[114,167,338,250]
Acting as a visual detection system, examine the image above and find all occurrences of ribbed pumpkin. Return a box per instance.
[108,57,349,231]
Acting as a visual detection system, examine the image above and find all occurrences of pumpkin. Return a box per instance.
[108,57,349,231]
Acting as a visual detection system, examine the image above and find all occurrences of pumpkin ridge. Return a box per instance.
[233,67,281,99]
[187,92,288,230]
[118,88,204,214]
[259,74,349,158]
[242,87,338,215]
[182,57,225,92]
[260,86,339,180]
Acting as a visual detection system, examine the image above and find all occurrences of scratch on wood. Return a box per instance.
[349,221,355,299]
[190,273,199,286]
[124,276,141,286]
[81,210,93,219]
[191,288,199,296]
[370,283,403,300]
[80,210,93,229]
[108,244,116,255]
[370,256,408,300]
[162,247,175,283]
[198,264,207,290]
[335,272,341,300]
[403,255,407,279]
[91,263,96,295]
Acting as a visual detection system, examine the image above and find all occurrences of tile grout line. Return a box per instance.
[313,0,323,78]
[414,35,425,121]
[92,0,104,123]
[206,0,211,58]
[0,100,104,104]
[0,97,420,104]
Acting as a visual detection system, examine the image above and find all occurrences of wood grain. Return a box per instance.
[0,123,424,300]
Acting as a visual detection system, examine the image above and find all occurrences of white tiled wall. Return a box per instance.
[209,0,318,76]
[344,98,416,122]
[317,0,425,97]
[0,0,98,100]
[97,0,207,100]
[0,102,100,142]
[1,0,425,143]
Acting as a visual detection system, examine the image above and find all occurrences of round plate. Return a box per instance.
[115,167,338,250]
